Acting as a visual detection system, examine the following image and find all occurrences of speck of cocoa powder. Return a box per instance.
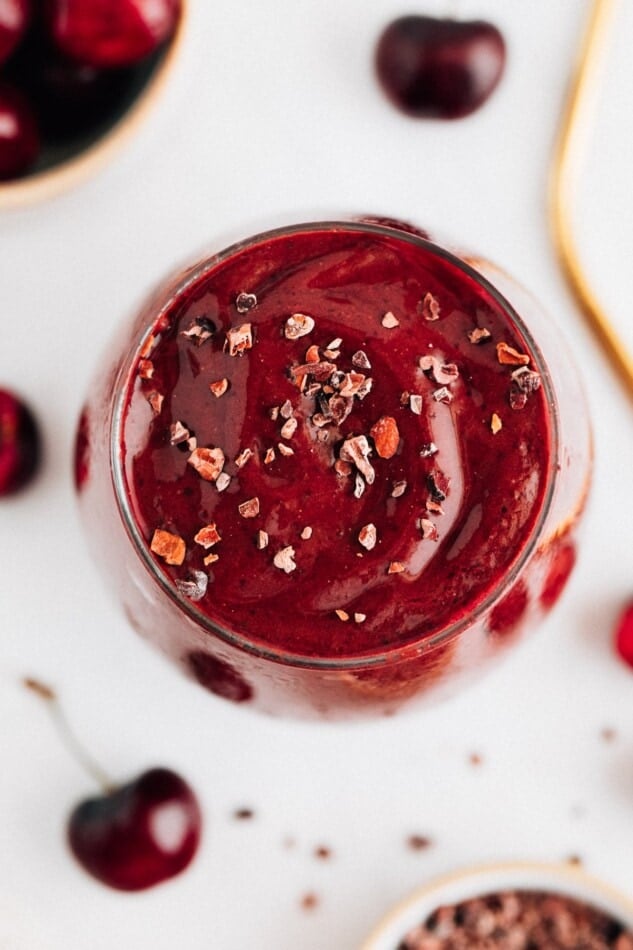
[233,808,255,821]
[300,893,319,911]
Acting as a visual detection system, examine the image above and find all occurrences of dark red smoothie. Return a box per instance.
[120,225,551,661]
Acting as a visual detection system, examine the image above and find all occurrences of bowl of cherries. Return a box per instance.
[0,0,184,205]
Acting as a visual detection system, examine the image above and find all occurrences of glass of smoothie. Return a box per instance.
[75,219,591,718]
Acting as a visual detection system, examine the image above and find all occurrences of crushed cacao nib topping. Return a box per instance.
[305,344,320,363]
[284,313,315,339]
[334,459,352,477]
[338,372,368,398]
[354,613,367,623]
[490,413,503,434]
[291,360,337,383]
[419,518,438,541]
[426,498,444,515]
[323,345,341,360]
[150,529,186,566]
[278,442,295,456]
[187,436,197,451]
[511,366,542,394]
[235,292,257,314]
[187,446,225,482]
[226,323,253,357]
[432,386,453,404]
[326,337,343,351]
[216,472,231,492]
[340,435,375,484]
[370,416,400,459]
[388,561,405,574]
[358,523,377,551]
[381,311,399,328]
[280,399,294,419]
[182,320,215,346]
[334,608,349,621]
[170,420,190,445]
[209,378,229,398]
[301,526,313,540]
[400,390,410,406]
[421,292,441,321]
[353,473,366,498]
[138,358,154,379]
[468,326,492,344]
[256,530,269,550]
[203,552,218,566]
[509,389,528,411]
[273,546,296,573]
[280,417,298,440]
[175,571,208,602]
[264,447,276,464]
[147,391,164,415]
[496,341,530,366]
[238,497,260,518]
[391,480,407,498]
[327,394,354,425]
[426,472,447,502]
[269,405,280,421]
[234,447,253,468]
[420,442,438,458]
[419,356,459,385]
[409,394,423,415]
[351,350,371,370]
[194,524,221,548]
[139,333,157,359]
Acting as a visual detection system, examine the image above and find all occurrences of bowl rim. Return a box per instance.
[0,0,188,209]
[360,860,633,949]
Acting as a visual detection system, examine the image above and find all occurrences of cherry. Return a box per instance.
[68,767,202,891]
[0,388,41,495]
[46,0,182,68]
[0,84,40,180]
[614,601,633,671]
[0,0,29,66]
[375,15,506,120]
[25,678,202,892]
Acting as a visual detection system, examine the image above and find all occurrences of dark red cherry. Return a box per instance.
[46,0,181,68]
[0,84,40,180]
[67,768,202,891]
[0,0,29,66]
[375,15,506,120]
[0,388,41,495]
[615,601,633,671]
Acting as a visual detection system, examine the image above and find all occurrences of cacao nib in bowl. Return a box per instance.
[361,862,633,950]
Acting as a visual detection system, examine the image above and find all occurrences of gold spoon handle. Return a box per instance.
[551,0,633,401]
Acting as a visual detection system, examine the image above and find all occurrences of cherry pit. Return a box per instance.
[0,0,181,182]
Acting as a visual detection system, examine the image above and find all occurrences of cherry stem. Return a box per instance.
[23,678,116,794]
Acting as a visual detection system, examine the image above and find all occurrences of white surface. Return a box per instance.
[1,2,633,948]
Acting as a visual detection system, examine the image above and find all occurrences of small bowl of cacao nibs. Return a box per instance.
[361,861,633,950]
[0,0,185,207]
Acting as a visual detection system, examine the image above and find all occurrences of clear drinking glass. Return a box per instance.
[74,218,592,719]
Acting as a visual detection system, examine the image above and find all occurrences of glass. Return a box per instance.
[75,219,592,719]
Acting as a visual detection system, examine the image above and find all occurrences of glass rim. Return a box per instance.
[110,218,560,671]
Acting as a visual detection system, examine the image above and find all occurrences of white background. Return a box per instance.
[2,1,633,947]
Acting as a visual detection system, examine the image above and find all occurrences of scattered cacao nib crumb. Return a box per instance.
[409,394,423,415]
[147,391,164,414]
[216,472,231,492]
[269,405,280,421]
[233,807,255,820]
[150,529,186,566]
[235,447,253,468]
[358,523,377,551]
[301,526,313,540]
[421,292,441,321]
[334,459,352,477]
[432,386,453,405]
[426,472,447,502]
[291,360,337,384]
[419,519,438,541]
[323,345,341,360]
[490,413,503,434]
[426,498,444,515]
[182,321,214,346]
[278,442,295,457]
[354,473,366,498]
[175,571,208,602]
[139,333,157,359]
[235,292,258,313]
[188,446,225,482]
[209,378,229,398]
[238,497,260,518]
[419,356,459,385]
[328,394,355,424]
[370,416,400,459]
[187,436,197,451]
[23,678,57,701]
[280,417,298,440]
[256,530,269,550]
[567,854,583,866]
[400,390,411,406]
[468,326,492,344]
[338,372,368,398]
[509,389,528,411]
[407,834,432,851]
[279,399,294,420]
[340,435,375,485]
[300,893,319,912]
[601,726,618,743]
[352,350,371,370]
[469,752,483,766]
[273,546,297,573]
[496,341,530,366]
[511,366,542,394]
[203,552,219,566]
[398,890,633,950]
[335,609,350,621]
[284,313,315,339]
[354,612,367,623]
[392,480,407,498]
[194,524,221,548]
[388,561,405,574]
[226,323,253,356]
[381,311,400,328]
[138,358,154,380]
[420,442,438,458]
[326,336,343,351]
[314,846,332,860]
[264,447,276,465]
[170,420,190,445]
[305,344,320,363]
